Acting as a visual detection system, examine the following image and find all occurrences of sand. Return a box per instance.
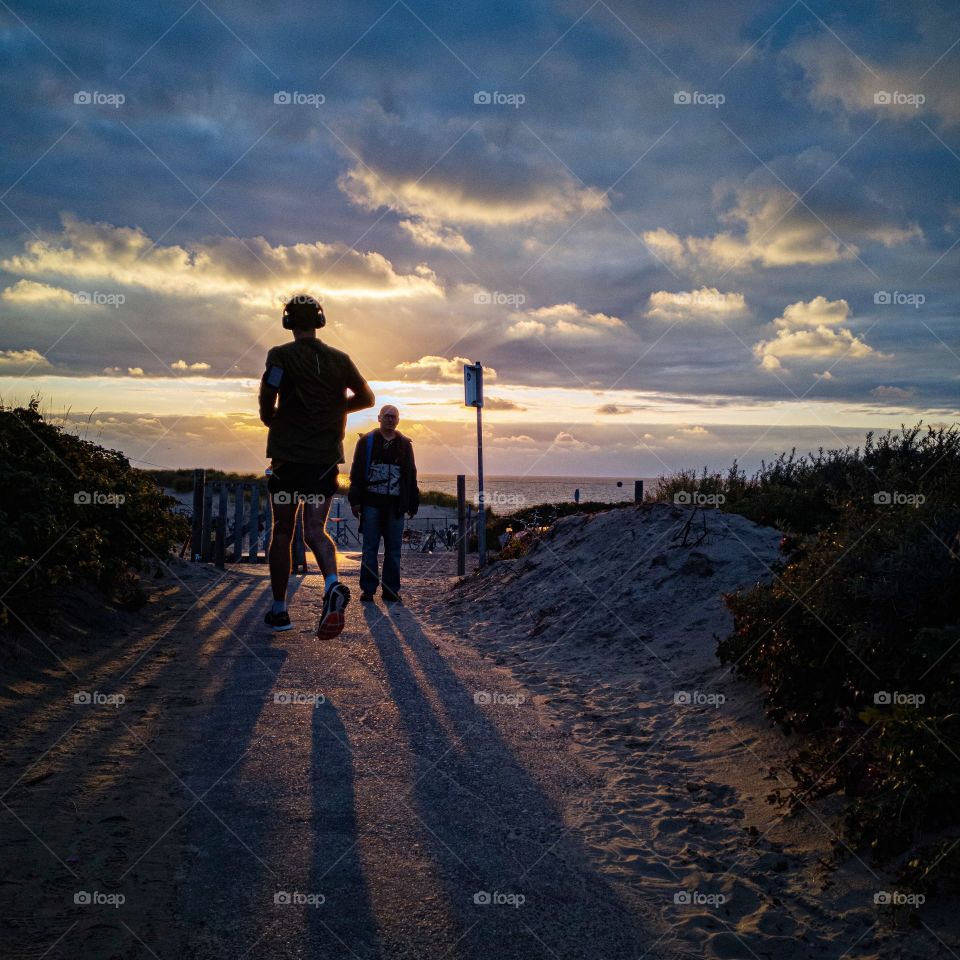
[422,502,960,958]
[2,504,957,958]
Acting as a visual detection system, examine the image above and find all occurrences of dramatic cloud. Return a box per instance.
[171,359,212,372]
[394,355,497,383]
[773,296,851,328]
[872,385,916,400]
[644,152,921,270]
[645,288,747,322]
[505,303,627,340]
[482,397,527,411]
[0,279,75,305]
[551,430,598,451]
[0,1,956,468]
[398,219,472,254]
[337,105,607,233]
[789,35,960,127]
[2,214,444,303]
[753,297,890,372]
[0,348,51,373]
[492,434,537,446]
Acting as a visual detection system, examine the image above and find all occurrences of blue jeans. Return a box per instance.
[359,504,405,597]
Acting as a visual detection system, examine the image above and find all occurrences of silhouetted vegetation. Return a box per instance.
[1,401,188,630]
[653,424,960,896]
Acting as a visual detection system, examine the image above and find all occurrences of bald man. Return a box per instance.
[348,405,420,603]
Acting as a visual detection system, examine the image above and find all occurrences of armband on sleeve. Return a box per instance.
[266,365,283,388]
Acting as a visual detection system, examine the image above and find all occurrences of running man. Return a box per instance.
[348,405,420,604]
[258,295,375,637]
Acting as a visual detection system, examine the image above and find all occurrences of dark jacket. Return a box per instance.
[348,430,420,518]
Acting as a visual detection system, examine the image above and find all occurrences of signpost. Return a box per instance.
[464,362,486,567]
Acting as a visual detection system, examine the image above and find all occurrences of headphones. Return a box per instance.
[282,296,326,330]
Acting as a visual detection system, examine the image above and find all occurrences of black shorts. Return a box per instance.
[267,461,339,502]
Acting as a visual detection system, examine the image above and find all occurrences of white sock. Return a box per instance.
[324,574,338,593]
[271,599,287,614]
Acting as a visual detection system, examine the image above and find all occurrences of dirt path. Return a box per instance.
[1,552,678,960]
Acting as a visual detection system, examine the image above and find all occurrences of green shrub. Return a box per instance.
[1,400,188,626]
[713,423,960,892]
[649,423,960,533]
[419,489,459,509]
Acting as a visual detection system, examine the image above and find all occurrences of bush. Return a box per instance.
[146,468,262,492]
[1,400,188,627]
[713,423,960,893]
[648,423,960,534]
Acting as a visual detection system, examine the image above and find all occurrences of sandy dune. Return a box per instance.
[423,502,959,958]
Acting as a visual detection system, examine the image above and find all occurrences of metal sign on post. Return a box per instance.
[464,362,486,566]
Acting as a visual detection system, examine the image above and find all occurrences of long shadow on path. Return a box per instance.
[364,603,665,960]
[306,698,383,958]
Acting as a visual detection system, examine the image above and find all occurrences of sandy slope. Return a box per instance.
[423,502,960,959]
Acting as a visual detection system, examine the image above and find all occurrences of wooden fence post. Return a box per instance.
[634,480,644,503]
[201,481,214,562]
[248,484,261,562]
[232,482,245,562]
[190,468,205,561]
[215,482,228,570]
[457,474,466,576]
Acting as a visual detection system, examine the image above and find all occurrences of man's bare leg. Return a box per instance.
[306,497,351,640]
[268,501,298,602]
[303,499,336,579]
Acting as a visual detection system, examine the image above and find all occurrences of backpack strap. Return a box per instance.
[365,430,375,477]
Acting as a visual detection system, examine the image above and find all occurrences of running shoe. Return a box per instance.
[264,609,292,632]
[317,582,350,640]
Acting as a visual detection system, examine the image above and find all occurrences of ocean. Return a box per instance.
[418,475,662,508]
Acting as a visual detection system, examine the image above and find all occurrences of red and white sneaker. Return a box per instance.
[316,582,350,640]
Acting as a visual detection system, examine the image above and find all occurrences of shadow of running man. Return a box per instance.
[362,603,664,960]
[306,696,384,958]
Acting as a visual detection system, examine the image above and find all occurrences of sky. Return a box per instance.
[0,0,957,478]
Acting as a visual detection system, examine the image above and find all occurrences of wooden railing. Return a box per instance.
[189,468,309,572]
